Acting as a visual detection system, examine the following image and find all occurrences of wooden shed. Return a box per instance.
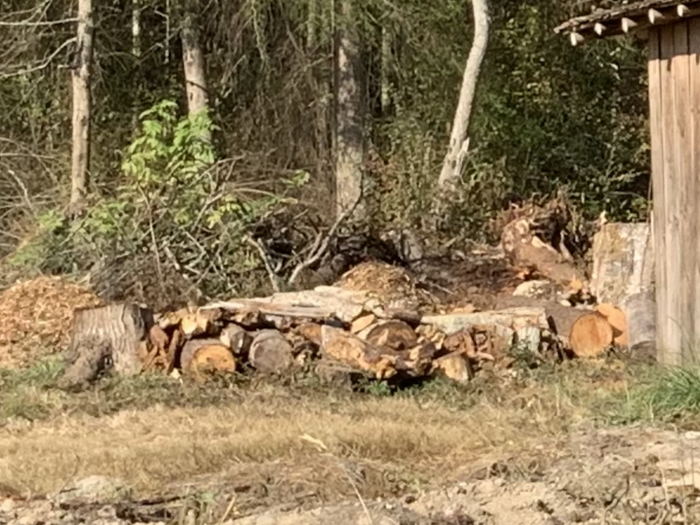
[555,1,700,366]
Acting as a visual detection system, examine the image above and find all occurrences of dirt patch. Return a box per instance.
[0,276,103,368]
[2,425,700,524]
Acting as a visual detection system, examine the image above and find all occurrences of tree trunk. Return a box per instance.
[334,0,365,218]
[437,0,489,189]
[58,304,153,391]
[69,0,95,218]
[380,24,393,116]
[132,0,141,58]
[180,0,210,140]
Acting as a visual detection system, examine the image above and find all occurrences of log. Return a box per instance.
[179,338,222,370]
[596,303,629,347]
[249,330,294,374]
[58,304,152,390]
[620,291,656,353]
[219,324,252,355]
[350,314,376,334]
[589,222,653,306]
[501,218,581,285]
[421,307,548,353]
[569,313,614,358]
[364,320,417,351]
[432,352,472,383]
[188,344,236,378]
[321,326,398,379]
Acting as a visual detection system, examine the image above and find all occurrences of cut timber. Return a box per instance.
[321,325,398,379]
[351,314,376,334]
[59,304,152,390]
[421,307,548,353]
[219,324,251,355]
[249,330,294,374]
[364,320,418,351]
[180,338,223,370]
[589,222,653,306]
[501,218,581,285]
[596,303,629,347]
[188,344,236,379]
[569,313,614,358]
[620,291,657,353]
[432,352,472,383]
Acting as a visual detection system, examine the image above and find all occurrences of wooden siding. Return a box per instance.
[649,21,700,364]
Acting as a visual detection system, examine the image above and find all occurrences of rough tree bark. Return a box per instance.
[180,0,211,141]
[69,0,95,218]
[437,0,489,189]
[335,0,365,217]
[132,0,141,58]
[58,304,153,391]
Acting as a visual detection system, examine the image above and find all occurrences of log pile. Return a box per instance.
[57,218,656,389]
[58,287,559,389]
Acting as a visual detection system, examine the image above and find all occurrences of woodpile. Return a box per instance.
[58,287,559,389]
[55,218,656,389]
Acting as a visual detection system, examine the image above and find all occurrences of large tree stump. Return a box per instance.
[589,222,653,305]
[58,304,152,390]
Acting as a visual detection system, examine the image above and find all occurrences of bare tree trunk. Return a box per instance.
[437,0,489,188]
[334,0,365,218]
[180,0,211,140]
[380,24,392,116]
[132,0,141,58]
[69,0,95,218]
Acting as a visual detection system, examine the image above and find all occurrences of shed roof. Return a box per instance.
[554,0,700,45]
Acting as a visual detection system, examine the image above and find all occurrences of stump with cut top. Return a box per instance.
[555,0,700,366]
[58,303,153,390]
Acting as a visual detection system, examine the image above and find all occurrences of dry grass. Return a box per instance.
[0,354,657,499]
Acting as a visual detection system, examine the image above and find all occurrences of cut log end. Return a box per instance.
[569,313,614,358]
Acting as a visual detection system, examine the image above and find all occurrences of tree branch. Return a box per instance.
[0,37,76,79]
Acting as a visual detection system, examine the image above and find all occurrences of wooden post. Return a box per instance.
[648,20,700,365]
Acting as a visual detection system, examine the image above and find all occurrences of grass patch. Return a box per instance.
[0,353,674,496]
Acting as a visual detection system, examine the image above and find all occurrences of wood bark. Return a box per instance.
[437,0,489,188]
[249,330,294,374]
[59,304,152,390]
[335,0,365,217]
[180,0,211,141]
[69,0,95,218]
[589,222,654,305]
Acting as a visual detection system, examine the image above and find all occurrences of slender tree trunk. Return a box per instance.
[437,0,489,188]
[132,0,141,58]
[69,0,95,218]
[180,0,211,140]
[334,0,364,218]
[380,24,392,117]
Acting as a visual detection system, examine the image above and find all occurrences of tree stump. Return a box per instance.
[58,304,152,391]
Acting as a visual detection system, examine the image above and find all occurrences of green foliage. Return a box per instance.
[73,100,302,302]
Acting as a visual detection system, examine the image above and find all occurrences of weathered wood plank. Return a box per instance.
[690,17,700,361]
[672,21,693,358]
[649,27,666,362]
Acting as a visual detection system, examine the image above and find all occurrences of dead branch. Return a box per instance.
[245,235,281,292]
[287,191,362,285]
[0,37,76,79]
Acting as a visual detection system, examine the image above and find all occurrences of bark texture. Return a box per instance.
[59,304,152,390]
[437,0,489,188]
[180,0,210,140]
[69,0,95,217]
[335,0,365,217]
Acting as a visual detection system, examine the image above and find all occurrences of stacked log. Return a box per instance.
[59,287,558,388]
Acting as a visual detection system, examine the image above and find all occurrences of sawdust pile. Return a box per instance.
[334,260,437,311]
[0,276,103,368]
